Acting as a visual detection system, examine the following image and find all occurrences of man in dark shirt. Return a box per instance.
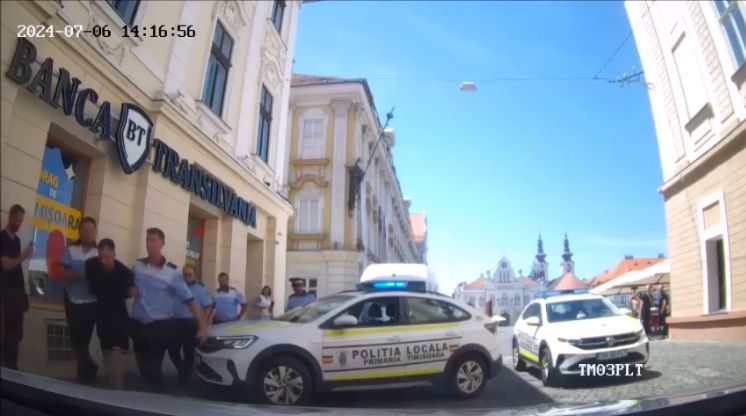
[0,204,32,370]
[640,285,653,336]
[658,284,670,337]
[86,239,135,389]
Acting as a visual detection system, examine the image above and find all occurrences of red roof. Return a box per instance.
[591,257,667,287]
[521,277,540,287]
[409,213,427,243]
[553,272,589,290]
[465,278,487,290]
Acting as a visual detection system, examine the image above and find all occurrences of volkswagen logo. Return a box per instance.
[606,336,616,347]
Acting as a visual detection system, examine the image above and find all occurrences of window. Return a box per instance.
[672,35,708,119]
[479,296,485,307]
[523,294,529,306]
[468,296,476,307]
[277,294,353,323]
[715,0,746,67]
[46,321,73,361]
[272,0,286,33]
[521,303,541,322]
[706,237,728,312]
[514,294,520,306]
[202,22,233,116]
[300,119,325,159]
[106,0,140,25]
[29,142,90,304]
[296,199,321,234]
[336,297,400,327]
[545,299,619,323]
[256,86,273,162]
[405,297,470,324]
[501,293,508,307]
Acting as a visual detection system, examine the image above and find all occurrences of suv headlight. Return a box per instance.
[558,337,580,345]
[215,336,257,349]
[635,329,645,338]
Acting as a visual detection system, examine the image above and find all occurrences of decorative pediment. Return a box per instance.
[290,175,329,190]
[212,0,253,33]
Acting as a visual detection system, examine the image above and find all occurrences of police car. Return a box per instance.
[196,264,502,405]
[512,289,649,386]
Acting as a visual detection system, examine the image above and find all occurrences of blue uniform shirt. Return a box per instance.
[213,287,247,322]
[131,258,193,324]
[286,292,316,312]
[61,244,98,304]
[174,281,213,319]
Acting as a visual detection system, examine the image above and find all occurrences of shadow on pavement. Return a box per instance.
[523,367,663,389]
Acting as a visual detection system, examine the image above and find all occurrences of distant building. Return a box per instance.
[410,212,428,263]
[626,1,746,340]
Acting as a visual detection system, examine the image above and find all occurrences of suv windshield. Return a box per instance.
[546,298,621,323]
[275,294,355,323]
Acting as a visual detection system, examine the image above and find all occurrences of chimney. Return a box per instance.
[624,255,634,260]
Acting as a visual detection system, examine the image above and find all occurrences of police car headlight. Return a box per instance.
[558,337,580,345]
[216,336,257,349]
[635,329,645,338]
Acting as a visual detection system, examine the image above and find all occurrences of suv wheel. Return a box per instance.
[512,339,526,371]
[254,355,313,405]
[540,346,561,387]
[448,354,488,399]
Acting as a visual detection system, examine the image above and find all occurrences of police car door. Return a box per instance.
[402,296,465,378]
[320,296,406,383]
[516,302,542,364]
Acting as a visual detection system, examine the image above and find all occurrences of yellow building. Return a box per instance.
[285,75,420,298]
[1,0,301,376]
[627,1,746,341]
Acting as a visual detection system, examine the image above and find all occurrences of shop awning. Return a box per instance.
[591,259,670,296]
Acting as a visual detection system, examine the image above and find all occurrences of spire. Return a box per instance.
[562,232,573,262]
[535,234,546,263]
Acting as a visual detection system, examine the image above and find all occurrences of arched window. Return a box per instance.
[501,293,508,307]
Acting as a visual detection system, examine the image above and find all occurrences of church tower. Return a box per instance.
[559,233,575,274]
[531,234,549,283]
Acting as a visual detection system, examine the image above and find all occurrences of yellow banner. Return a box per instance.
[32,195,81,240]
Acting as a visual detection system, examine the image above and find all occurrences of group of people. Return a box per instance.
[630,284,670,337]
[0,203,311,392]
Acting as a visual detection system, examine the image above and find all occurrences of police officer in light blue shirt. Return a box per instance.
[130,228,207,391]
[167,265,213,386]
[59,216,99,381]
[212,272,248,324]
[286,278,316,312]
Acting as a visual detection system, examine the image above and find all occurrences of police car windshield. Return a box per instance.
[276,294,355,323]
[546,298,621,323]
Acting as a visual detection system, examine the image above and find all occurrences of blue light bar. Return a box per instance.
[372,281,408,289]
[540,288,590,298]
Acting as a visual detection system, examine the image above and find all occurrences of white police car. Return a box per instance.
[512,290,649,386]
[196,264,502,405]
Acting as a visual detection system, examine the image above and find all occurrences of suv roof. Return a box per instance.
[538,293,604,303]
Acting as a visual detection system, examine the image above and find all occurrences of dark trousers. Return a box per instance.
[131,318,174,391]
[0,292,27,370]
[660,314,668,336]
[167,318,197,385]
[63,294,97,379]
[641,313,651,335]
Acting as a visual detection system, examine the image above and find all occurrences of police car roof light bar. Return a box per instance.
[540,288,591,298]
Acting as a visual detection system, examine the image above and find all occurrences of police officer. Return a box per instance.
[212,272,247,324]
[59,216,99,381]
[286,278,316,311]
[130,228,207,391]
[167,265,213,386]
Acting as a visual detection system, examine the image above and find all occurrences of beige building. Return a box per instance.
[285,75,420,298]
[626,0,746,340]
[1,0,301,376]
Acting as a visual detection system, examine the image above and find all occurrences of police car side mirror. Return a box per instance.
[526,316,540,326]
[333,314,359,327]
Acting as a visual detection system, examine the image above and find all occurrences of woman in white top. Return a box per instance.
[251,285,274,320]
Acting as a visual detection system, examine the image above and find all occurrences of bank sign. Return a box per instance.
[5,38,256,228]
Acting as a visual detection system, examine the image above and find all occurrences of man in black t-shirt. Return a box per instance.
[658,284,670,337]
[86,239,135,389]
[0,204,32,370]
[640,285,653,336]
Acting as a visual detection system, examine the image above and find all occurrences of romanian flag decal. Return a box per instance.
[322,355,334,365]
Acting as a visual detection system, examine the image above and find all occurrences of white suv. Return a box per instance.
[196,264,503,405]
[512,291,649,386]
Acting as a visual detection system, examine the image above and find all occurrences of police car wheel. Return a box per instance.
[540,347,561,387]
[449,354,487,399]
[512,339,526,371]
[255,356,312,406]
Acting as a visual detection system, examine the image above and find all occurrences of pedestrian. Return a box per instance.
[167,265,213,387]
[248,285,274,320]
[629,287,640,318]
[286,279,316,312]
[212,272,248,324]
[130,228,207,391]
[658,284,670,337]
[59,216,99,381]
[85,239,135,389]
[0,204,32,370]
[639,285,653,336]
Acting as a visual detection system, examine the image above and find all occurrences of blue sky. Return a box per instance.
[293,1,668,295]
